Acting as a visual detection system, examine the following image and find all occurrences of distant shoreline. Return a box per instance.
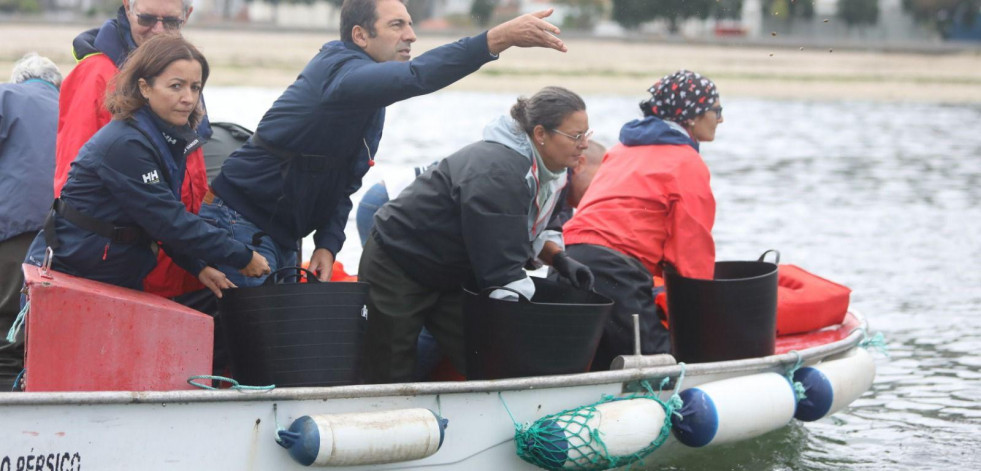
[3,22,981,103]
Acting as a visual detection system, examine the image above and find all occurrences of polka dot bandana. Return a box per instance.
[640,70,719,124]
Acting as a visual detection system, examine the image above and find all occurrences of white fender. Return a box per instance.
[672,372,797,447]
[523,398,667,468]
[278,408,446,466]
[794,347,876,421]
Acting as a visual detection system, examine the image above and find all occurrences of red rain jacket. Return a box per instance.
[563,142,716,279]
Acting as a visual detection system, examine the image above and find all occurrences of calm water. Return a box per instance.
[207,88,981,470]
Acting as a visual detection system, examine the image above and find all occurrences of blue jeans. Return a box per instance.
[414,327,442,381]
[356,182,389,246]
[199,195,297,288]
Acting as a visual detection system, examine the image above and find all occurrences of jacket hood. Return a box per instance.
[619,116,699,152]
[482,115,535,159]
[73,6,136,66]
[481,114,565,185]
[71,27,100,61]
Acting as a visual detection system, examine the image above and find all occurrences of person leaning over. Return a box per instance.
[0,53,62,391]
[56,0,211,299]
[561,70,724,370]
[24,36,269,300]
[540,139,606,254]
[202,0,568,286]
[360,86,595,384]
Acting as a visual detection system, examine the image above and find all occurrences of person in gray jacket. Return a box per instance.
[0,53,62,390]
[360,86,595,383]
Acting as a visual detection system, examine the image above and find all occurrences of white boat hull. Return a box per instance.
[0,313,873,471]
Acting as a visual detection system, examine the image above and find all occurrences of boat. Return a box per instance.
[0,263,878,470]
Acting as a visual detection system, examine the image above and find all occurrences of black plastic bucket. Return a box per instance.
[218,267,369,387]
[665,251,779,363]
[463,277,613,380]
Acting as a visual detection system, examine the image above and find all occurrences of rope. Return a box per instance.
[186,375,276,391]
[11,369,25,392]
[272,403,299,448]
[6,301,28,343]
[499,391,521,427]
[784,350,808,402]
[664,362,686,421]
[507,364,687,470]
[854,328,890,356]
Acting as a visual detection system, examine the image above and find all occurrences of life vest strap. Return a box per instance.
[250,133,347,173]
[44,198,151,249]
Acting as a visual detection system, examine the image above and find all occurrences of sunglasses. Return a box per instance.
[135,12,184,30]
[709,105,723,120]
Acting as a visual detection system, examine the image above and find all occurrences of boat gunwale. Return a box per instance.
[0,311,868,406]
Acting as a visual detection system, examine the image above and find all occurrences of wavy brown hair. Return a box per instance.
[106,35,210,128]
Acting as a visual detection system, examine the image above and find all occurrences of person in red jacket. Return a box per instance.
[55,0,208,299]
[561,70,723,370]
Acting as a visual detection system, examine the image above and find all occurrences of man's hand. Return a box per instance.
[552,251,595,291]
[198,266,237,298]
[239,251,271,278]
[487,9,567,55]
[307,248,335,282]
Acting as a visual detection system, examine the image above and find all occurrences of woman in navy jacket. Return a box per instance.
[25,36,269,297]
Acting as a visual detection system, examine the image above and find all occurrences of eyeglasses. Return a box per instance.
[134,12,184,30]
[708,106,723,120]
[550,128,593,145]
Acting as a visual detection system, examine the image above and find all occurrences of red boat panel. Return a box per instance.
[21,264,213,392]
[775,312,861,353]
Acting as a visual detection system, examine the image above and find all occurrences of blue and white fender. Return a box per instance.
[525,398,667,468]
[277,408,447,466]
[671,373,797,448]
[794,348,876,422]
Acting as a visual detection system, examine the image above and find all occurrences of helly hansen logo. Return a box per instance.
[142,170,160,184]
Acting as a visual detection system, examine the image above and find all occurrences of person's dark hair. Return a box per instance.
[106,35,209,128]
[510,86,586,136]
[341,0,406,42]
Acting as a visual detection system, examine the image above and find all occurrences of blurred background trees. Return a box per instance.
[839,0,880,28]
[903,0,981,38]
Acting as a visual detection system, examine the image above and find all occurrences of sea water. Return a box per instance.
[206,88,981,470]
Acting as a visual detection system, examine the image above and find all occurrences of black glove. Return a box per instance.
[552,251,595,291]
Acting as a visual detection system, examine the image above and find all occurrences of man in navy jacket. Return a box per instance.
[203,0,568,285]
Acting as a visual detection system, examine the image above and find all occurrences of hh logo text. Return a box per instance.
[142,170,160,184]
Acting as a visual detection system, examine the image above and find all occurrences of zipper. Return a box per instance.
[363,138,375,167]
[529,157,544,234]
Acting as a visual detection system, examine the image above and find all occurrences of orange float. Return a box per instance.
[775,264,851,335]
[298,260,359,282]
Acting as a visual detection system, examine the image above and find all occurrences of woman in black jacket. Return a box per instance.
[360,86,595,384]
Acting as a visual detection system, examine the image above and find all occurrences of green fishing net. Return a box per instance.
[511,381,682,471]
